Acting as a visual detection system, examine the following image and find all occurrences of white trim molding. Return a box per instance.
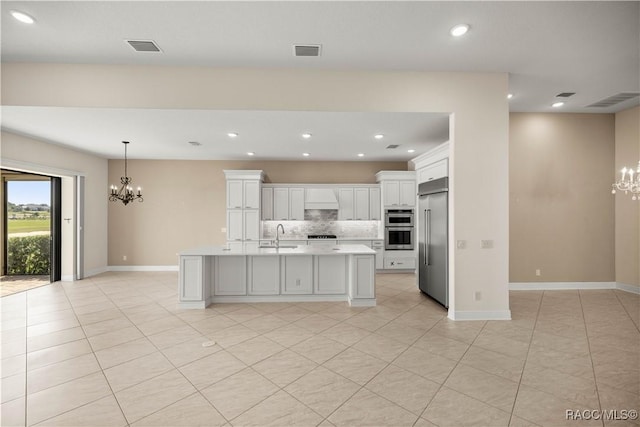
[448,310,512,321]
[510,282,616,291]
[108,265,179,272]
[616,282,640,294]
[85,266,109,278]
[411,141,450,170]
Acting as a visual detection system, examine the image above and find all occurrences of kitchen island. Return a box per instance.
[178,244,376,309]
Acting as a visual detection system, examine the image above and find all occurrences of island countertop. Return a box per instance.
[179,244,376,257]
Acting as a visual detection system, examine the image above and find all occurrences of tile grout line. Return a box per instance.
[577,290,606,427]
[504,290,544,427]
[612,290,640,334]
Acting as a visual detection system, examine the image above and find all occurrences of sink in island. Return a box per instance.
[178,244,376,309]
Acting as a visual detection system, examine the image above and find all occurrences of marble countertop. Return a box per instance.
[180,244,376,256]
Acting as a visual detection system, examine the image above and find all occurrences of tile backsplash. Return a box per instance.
[262,210,381,239]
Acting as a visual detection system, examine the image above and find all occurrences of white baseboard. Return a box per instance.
[349,298,377,307]
[509,282,616,291]
[448,310,512,321]
[107,265,179,272]
[617,282,640,294]
[510,281,640,295]
[61,275,75,282]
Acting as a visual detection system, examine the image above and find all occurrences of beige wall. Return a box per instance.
[509,113,615,283]
[615,106,640,288]
[1,131,108,276]
[108,160,406,266]
[3,63,510,317]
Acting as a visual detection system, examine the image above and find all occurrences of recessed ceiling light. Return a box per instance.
[302,133,312,139]
[407,149,415,153]
[302,152,310,157]
[450,24,469,37]
[374,134,384,140]
[10,10,35,24]
[357,153,365,157]
[227,132,238,138]
[552,101,565,108]
[507,93,514,99]
[247,152,255,156]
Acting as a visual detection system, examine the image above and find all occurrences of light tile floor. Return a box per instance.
[1,272,638,427]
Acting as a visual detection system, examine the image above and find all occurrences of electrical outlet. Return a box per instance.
[221,227,227,233]
[481,240,494,249]
[535,269,541,276]
[474,291,481,301]
[123,255,127,261]
[456,240,466,249]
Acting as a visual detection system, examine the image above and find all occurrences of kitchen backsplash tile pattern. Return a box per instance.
[262,210,381,239]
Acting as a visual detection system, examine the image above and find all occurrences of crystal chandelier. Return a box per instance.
[109,141,143,205]
[612,161,640,201]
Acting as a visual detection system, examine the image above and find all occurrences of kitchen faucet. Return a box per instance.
[275,224,285,248]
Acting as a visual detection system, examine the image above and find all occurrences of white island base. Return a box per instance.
[178,245,376,309]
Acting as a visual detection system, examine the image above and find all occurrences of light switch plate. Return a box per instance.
[221,227,227,233]
[456,240,466,249]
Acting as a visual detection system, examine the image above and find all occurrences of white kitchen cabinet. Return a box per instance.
[227,179,260,209]
[243,210,260,241]
[179,256,205,302]
[352,255,375,299]
[354,188,370,220]
[273,188,289,220]
[214,256,246,295]
[227,180,244,209]
[382,180,415,208]
[399,181,416,207]
[382,181,400,207]
[227,209,259,242]
[281,256,313,294]
[369,187,381,220]
[418,159,448,183]
[371,240,384,270]
[261,187,273,220]
[289,188,305,220]
[315,256,347,294]
[249,257,279,295]
[227,210,243,241]
[338,188,354,220]
[244,181,260,209]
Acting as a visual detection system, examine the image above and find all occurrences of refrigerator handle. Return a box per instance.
[425,209,431,266]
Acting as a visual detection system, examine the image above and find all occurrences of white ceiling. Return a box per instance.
[1,1,638,160]
[0,108,449,160]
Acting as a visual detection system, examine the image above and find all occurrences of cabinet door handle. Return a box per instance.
[235,239,242,241]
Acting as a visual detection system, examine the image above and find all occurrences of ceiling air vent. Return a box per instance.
[188,141,201,146]
[587,92,639,108]
[293,44,321,57]
[126,40,162,52]
[556,92,575,98]
[386,144,399,149]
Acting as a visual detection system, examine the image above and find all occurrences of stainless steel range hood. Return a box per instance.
[304,188,339,210]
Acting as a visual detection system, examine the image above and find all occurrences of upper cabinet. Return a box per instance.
[354,188,370,220]
[369,187,381,220]
[273,188,290,220]
[289,188,305,221]
[376,171,417,208]
[338,188,355,220]
[261,187,273,220]
[418,159,448,183]
[226,174,262,210]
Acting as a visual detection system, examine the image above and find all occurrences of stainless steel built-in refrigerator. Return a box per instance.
[418,177,448,308]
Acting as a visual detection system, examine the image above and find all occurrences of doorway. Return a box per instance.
[1,169,61,296]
